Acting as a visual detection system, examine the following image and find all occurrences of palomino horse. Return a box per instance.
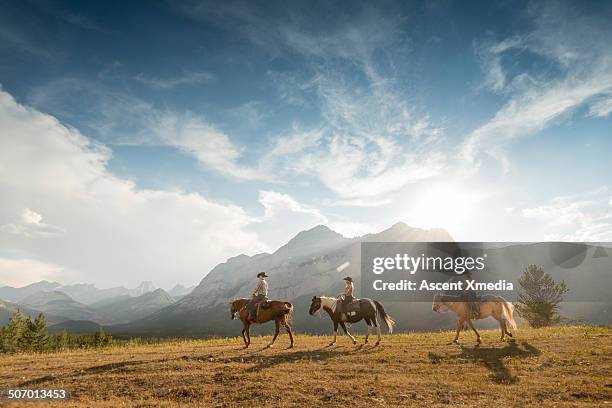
[309,296,395,346]
[432,293,517,345]
[230,298,294,349]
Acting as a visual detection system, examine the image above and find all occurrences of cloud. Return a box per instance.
[1,208,65,236]
[29,79,261,180]
[522,186,612,241]
[587,95,612,118]
[246,190,328,252]
[0,89,268,287]
[0,258,68,287]
[171,1,447,201]
[134,71,215,89]
[464,1,612,170]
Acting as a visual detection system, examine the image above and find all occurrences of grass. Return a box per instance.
[0,326,610,407]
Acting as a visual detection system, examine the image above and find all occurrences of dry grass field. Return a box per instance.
[0,326,610,407]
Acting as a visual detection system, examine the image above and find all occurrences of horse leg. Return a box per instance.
[364,318,371,344]
[282,317,294,349]
[467,319,481,345]
[340,322,357,345]
[241,322,248,348]
[374,316,382,345]
[266,319,280,348]
[245,323,251,348]
[453,318,464,344]
[329,321,338,346]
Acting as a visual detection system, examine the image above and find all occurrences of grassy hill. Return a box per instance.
[1,326,610,407]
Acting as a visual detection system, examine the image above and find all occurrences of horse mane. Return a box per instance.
[319,296,338,313]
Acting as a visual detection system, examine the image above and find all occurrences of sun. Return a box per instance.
[403,183,484,238]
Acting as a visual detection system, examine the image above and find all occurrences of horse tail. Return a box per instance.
[502,301,517,329]
[374,300,395,334]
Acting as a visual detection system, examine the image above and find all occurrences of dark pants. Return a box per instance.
[246,294,266,320]
[340,295,354,313]
[463,291,479,318]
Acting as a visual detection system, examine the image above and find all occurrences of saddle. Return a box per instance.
[344,299,361,314]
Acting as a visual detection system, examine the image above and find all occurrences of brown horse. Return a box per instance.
[432,293,517,345]
[230,298,294,349]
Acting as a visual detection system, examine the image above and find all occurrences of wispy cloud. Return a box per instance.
[522,186,612,241]
[463,1,612,171]
[134,71,215,89]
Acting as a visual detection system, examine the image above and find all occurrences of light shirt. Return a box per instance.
[344,282,353,297]
[253,279,268,297]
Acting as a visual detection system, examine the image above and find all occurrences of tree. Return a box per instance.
[4,309,27,352]
[33,313,49,352]
[516,264,568,327]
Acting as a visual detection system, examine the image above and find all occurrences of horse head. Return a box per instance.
[230,299,242,319]
[309,296,322,315]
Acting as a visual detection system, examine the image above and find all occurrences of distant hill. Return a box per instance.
[0,280,62,303]
[56,281,157,305]
[0,299,66,326]
[1,280,159,306]
[20,291,107,323]
[47,320,103,334]
[90,289,175,324]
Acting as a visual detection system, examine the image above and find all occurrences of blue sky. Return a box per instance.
[1,0,611,288]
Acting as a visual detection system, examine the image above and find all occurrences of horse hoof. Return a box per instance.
[353,341,357,345]
[374,341,380,346]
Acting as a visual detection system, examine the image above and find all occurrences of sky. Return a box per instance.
[0,0,611,289]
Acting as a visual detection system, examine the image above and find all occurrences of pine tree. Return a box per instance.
[516,264,568,327]
[20,316,37,351]
[5,310,26,352]
[33,313,49,352]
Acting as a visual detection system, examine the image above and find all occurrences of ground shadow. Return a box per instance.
[17,359,167,387]
[224,347,378,373]
[428,341,541,384]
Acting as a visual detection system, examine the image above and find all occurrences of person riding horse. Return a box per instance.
[245,272,269,322]
[461,271,479,319]
[336,276,354,321]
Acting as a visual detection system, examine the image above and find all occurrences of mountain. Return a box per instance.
[0,280,62,303]
[90,289,175,324]
[58,281,157,304]
[168,284,196,300]
[129,281,156,297]
[110,223,455,335]
[1,280,158,306]
[0,299,67,326]
[19,291,107,323]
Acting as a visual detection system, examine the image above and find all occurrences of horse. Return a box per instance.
[432,293,517,345]
[309,296,395,346]
[230,298,294,349]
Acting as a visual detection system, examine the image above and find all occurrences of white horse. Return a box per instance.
[432,293,517,345]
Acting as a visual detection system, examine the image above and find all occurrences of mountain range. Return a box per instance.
[2,223,609,336]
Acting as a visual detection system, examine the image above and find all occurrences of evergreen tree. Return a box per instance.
[5,309,26,352]
[516,264,568,327]
[33,313,49,352]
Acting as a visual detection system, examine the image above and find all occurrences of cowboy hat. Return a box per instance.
[343,276,353,282]
[257,272,268,278]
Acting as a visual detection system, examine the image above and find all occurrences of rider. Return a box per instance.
[246,272,268,322]
[337,276,354,321]
[461,271,479,319]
